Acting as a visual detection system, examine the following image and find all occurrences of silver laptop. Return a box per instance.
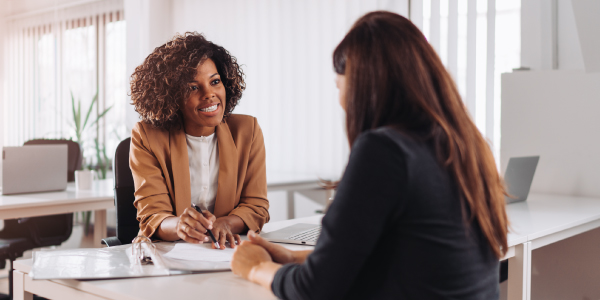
[2,145,68,195]
[260,223,322,246]
[504,156,540,204]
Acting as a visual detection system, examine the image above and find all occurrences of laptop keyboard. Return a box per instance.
[286,226,322,242]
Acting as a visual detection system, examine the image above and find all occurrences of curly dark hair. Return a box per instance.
[130,32,245,130]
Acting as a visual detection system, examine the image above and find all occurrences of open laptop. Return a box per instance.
[260,223,322,246]
[504,156,540,204]
[2,145,68,195]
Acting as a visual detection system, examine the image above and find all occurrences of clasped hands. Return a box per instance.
[177,207,242,249]
[231,231,311,289]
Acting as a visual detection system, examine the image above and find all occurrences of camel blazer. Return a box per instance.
[130,114,270,238]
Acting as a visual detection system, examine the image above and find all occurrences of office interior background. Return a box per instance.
[1,0,600,298]
[0,0,524,219]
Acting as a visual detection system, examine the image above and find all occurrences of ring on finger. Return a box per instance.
[183,224,188,233]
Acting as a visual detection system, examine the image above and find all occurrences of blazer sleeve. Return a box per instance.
[130,123,175,238]
[228,118,270,232]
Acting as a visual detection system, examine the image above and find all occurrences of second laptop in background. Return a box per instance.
[2,145,68,195]
[504,156,540,204]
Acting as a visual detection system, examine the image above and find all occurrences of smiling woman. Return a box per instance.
[181,59,227,136]
[129,32,270,249]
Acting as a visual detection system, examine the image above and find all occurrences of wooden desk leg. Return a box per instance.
[287,191,295,220]
[507,242,532,300]
[94,209,107,248]
[12,270,33,300]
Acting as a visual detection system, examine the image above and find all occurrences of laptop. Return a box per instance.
[504,156,540,204]
[260,223,322,246]
[2,145,68,195]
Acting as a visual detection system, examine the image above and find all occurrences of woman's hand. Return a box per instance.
[211,216,243,249]
[231,240,281,289]
[246,231,298,264]
[176,207,216,243]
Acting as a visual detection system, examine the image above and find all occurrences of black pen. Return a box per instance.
[191,203,220,249]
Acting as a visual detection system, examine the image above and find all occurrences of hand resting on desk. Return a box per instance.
[231,231,313,289]
[247,231,311,264]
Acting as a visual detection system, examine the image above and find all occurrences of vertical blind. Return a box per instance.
[2,0,126,165]
[418,0,521,164]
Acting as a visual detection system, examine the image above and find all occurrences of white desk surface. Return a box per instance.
[0,179,114,219]
[1,179,115,248]
[266,170,323,190]
[506,193,600,250]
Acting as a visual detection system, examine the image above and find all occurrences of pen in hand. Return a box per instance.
[191,203,221,249]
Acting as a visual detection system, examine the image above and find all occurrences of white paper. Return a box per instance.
[161,242,234,262]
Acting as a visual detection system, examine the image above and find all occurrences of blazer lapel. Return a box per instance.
[214,122,238,217]
[170,128,191,217]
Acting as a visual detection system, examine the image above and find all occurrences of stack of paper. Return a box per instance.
[149,242,232,272]
[160,242,234,261]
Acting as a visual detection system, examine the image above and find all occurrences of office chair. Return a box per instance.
[102,138,139,246]
[0,139,79,299]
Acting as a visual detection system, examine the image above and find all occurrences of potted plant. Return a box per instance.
[69,91,112,235]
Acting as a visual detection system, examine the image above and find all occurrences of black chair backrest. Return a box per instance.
[24,139,82,182]
[114,137,139,244]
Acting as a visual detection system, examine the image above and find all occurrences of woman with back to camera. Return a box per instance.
[129,33,269,249]
[231,11,508,299]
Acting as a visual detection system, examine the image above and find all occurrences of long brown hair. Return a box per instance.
[334,11,508,258]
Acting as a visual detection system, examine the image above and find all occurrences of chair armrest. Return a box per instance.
[101,236,122,247]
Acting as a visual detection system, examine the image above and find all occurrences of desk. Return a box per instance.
[12,194,600,300]
[504,193,600,300]
[12,216,319,300]
[0,179,115,248]
[267,171,324,219]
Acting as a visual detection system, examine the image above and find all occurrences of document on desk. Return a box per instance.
[30,245,171,280]
[30,242,233,280]
[160,242,234,261]
[149,242,232,272]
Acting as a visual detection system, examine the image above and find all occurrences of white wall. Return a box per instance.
[572,0,600,72]
[520,0,586,71]
[501,71,600,197]
[124,0,174,135]
[557,0,585,70]
[503,0,600,195]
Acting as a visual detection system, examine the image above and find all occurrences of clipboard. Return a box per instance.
[30,240,232,280]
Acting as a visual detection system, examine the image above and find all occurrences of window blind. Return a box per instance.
[3,0,126,166]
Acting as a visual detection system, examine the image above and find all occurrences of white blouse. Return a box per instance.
[186,132,219,213]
